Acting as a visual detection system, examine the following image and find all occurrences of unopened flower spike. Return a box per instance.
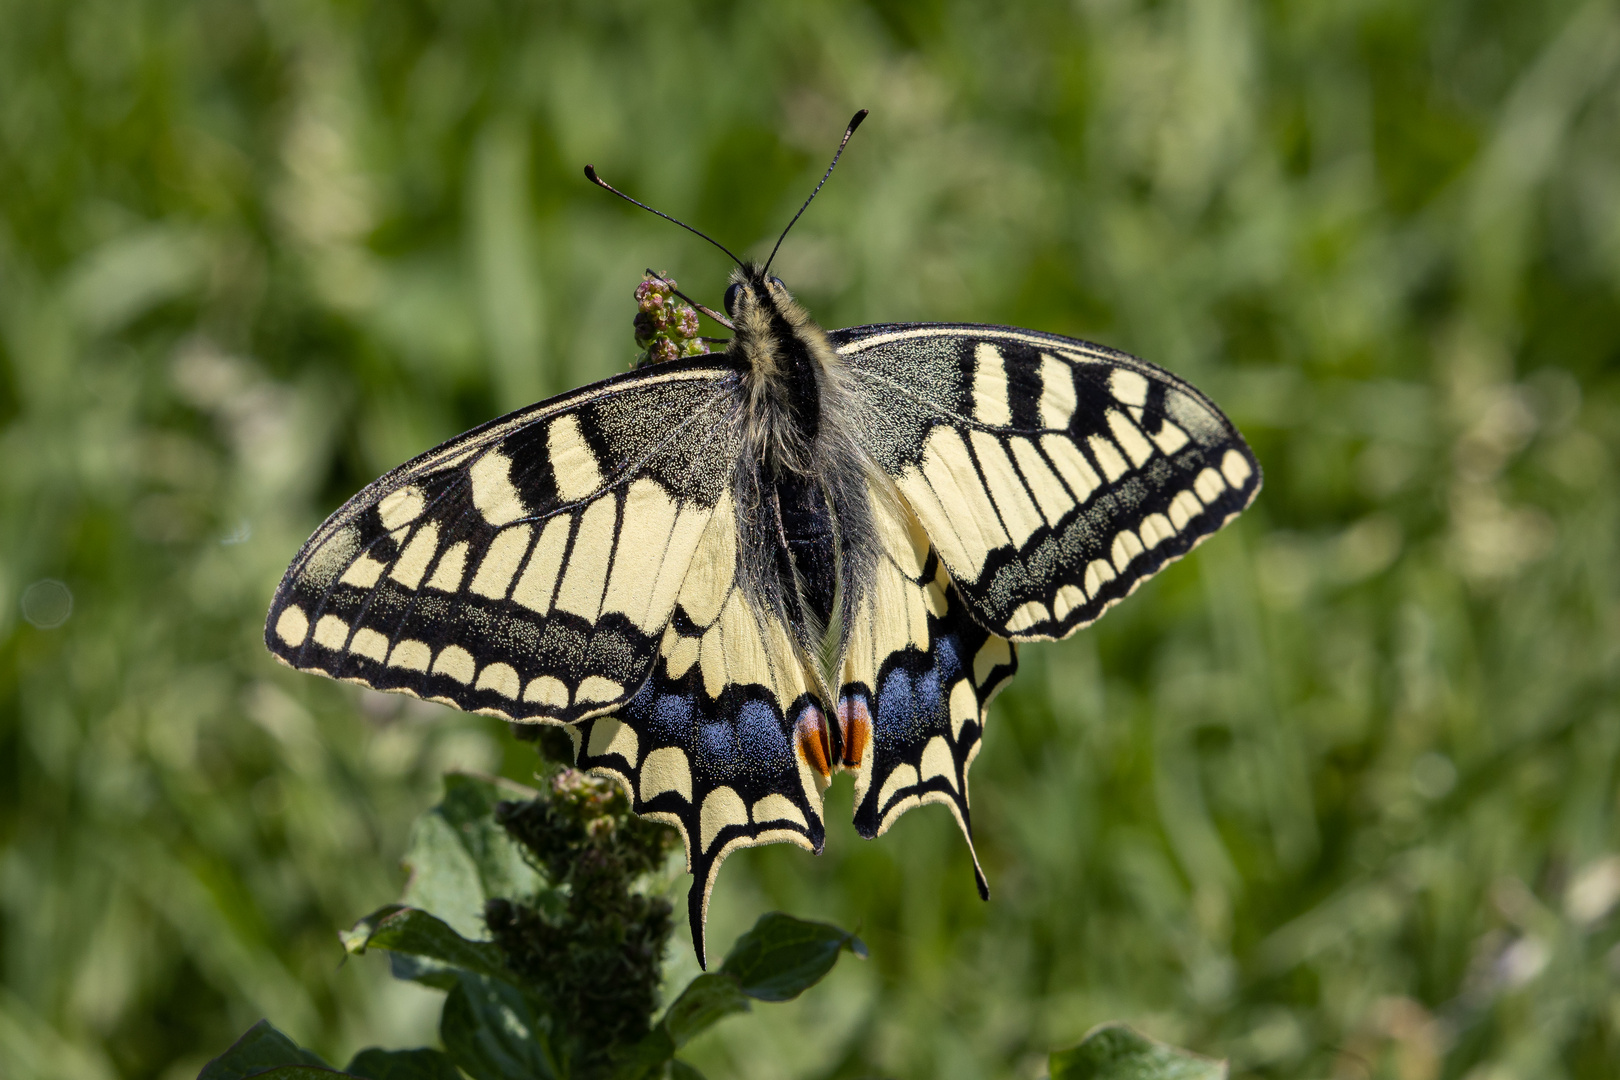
[633,270,710,366]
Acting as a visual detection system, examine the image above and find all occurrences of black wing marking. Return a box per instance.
[571,491,830,967]
[835,483,1017,894]
[835,324,1261,641]
[265,359,745,723]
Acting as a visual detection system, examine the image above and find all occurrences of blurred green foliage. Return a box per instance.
[2,1,1618,1078]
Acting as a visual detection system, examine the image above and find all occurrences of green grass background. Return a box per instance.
[3,1,1619,1077]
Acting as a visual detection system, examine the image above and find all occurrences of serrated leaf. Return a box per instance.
[719,912,866,1002]
[341,905,513,984]
[440,970,560,1080]
[197,1021,337,1079]
[1048,1024,1227,1080]
[343,1047,462,1080]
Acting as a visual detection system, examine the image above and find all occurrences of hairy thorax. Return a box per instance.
[724,266,879,690]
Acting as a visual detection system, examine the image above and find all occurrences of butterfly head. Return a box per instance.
[723,263,795,323]
[722,261,825,355]
[722,261,839,473]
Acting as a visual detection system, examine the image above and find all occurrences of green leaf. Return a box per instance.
[438,774,545,902]
[343,1047,462,1080]
[440,971,560,1080]
[384,952,461,993]
[197,1021,338,1079]
[659,974,751,1046]
[341,905,514,984]
[1048,1024,1227,1080]
[718,912,867,1002]
[401,773,542,940]
[668,1060,708,1080]
[609,1028,676,1080]
[609,976,746,1080]
[611,915,863,1080]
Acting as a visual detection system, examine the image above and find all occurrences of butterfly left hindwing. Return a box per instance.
[570,487,832,965]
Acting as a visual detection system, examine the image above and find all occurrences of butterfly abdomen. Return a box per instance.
[772,471,838,630]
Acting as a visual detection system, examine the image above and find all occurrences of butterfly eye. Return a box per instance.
[723,282,743,315]
[768,276,785,291]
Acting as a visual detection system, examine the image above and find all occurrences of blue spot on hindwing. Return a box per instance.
[915,668,944,726]
[698,720,739,777]
[736,699,788,766]
[876,667,920,745]
[649,693,695,745]
[934,632,963,685]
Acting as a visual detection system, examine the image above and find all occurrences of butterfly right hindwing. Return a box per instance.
[836,484,1017,892]
[836,324,1261,642]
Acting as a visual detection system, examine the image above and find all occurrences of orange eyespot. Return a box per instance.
[795,704,832,778]
[836,695,871,768]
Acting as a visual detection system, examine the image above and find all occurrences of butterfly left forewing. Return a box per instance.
[266,361,744,723]
[837,324,1260,641]
[571,489,830,967]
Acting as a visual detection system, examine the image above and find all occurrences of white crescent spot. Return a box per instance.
[387,640,432,672]
[313,615,349,650]
[877,764,919,811]
[1111,530,1144,572]
[751,793,807,828]
[919,736,957,790]
[350,627,389,662]
[475,662,521,699]
[275,606,309,646]
[1194,468,1227,505]
[431,645,476,684]
[1221,449,1254,490]
[640,747,692,802]
[700,786,749,851]
[522,675,569,708]
[577,675,624,704]
[587,716,639,766]
[1083,558,1116,599]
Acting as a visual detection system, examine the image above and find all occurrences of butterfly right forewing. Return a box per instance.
[836,323,1261,643]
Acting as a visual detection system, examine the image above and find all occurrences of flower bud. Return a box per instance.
[633,271,712,366]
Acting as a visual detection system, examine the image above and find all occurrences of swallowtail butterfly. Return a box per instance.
[265,112,1261,964]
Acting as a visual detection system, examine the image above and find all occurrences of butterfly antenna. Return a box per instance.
[584,166,745,268]
[762,109,868,275]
